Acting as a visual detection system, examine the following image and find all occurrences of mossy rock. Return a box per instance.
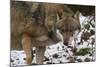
[52,54,59,59]
[84,57,91,62]
[82,31,91,41]
[75,48,91,56]
[90,29,95,35]
[89,22,95,28]
[68,58,76,63]
[84,24,90,30]
[76,59,82,62]
[10,59,14,62]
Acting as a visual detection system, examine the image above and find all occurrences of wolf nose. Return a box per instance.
[63,41,68,46]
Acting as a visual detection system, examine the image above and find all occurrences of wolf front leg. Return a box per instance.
[36,46,46,64]
[22,34,33,65]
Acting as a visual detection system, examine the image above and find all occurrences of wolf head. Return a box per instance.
[56,11,81,46]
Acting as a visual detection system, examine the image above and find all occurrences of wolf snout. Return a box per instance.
[63,39,69,46]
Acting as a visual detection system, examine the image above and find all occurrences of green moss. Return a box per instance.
[75,48,91,56]
[90,29,95,35]
[84,24,90,30]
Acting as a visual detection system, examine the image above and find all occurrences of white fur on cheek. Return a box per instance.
[56,29,64,42]
[69,37,75,47]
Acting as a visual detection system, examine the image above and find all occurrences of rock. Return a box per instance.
[65,49,68,53]
[68,58,75,63]
[23,58,26,60]
[84,24,90,30]
[84,57,91,62]
[67,57,73,60]
[77,42,81,45]
[90,30,95,35]
[31,63,38,65]
[71,48,77,54]
[16,58,19,60]
[63,55,66,57]
[53,54,59,59]
[76,59,82,62]
[10,59,14,62]
[47,62,53,64]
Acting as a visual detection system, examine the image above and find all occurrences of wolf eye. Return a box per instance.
[72,15,74,18]
[60,29,65,33]
[61,29,65,32]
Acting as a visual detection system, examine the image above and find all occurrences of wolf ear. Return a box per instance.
[74,11,80,20]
